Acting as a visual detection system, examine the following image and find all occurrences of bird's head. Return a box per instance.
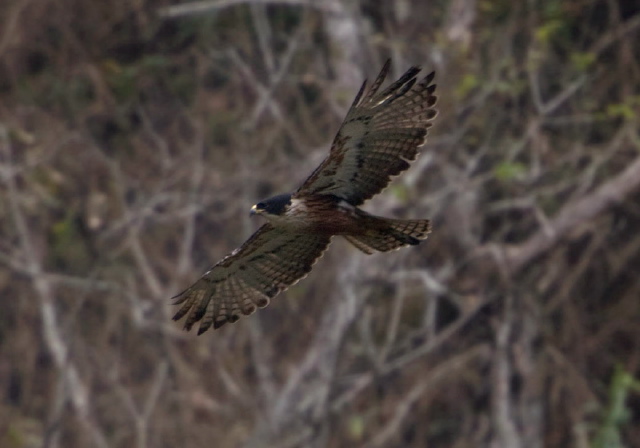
[250,193,292,218]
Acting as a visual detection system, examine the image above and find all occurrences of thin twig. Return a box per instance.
[505,152,640,272]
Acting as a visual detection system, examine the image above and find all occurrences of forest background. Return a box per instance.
[1,0,640,447]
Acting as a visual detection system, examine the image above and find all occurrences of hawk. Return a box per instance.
[172,60,437,334]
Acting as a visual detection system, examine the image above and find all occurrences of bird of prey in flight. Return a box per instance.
[172,59,437,334]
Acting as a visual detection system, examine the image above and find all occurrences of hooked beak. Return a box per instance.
[250,204,259,216]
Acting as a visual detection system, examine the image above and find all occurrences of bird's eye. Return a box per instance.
[256,202,265,209]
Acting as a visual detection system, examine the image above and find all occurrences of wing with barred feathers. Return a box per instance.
[295,60,437,206]
[172,224,331,334]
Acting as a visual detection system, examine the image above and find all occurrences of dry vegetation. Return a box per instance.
[1,0,640,447]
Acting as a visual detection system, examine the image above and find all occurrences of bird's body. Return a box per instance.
[173,60,438,334]
[254,194,367,234]
[254,193,429,247]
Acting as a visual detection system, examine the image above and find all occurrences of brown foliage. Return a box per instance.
[1,0,640,447]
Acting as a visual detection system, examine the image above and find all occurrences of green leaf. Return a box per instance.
[534,20,563,43]
[590,366,640,448]
[347,415,365,441]
[571,52,596,71]
[456,73,480,98]
[605,103,636,120]
[494,162,526,182]
[389,184,409,203]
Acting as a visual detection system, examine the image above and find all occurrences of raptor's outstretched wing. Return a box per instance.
[172,224,331,334]
[295,60,437,206]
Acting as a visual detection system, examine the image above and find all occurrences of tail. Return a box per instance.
[344,216,431,254]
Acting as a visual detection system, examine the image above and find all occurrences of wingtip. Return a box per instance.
[213,319,228,330]
[424,71,436,83]
[351,78,368,107]
[172,305,189,322]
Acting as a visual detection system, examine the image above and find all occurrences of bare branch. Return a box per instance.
[157,0,340,19]
[0,126,109,448]
[367,344,491,448]
[505,150,640,272]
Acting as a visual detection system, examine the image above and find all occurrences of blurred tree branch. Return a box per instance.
[1,1,640,446]
[0,126,110,448]
[504,139,640,273]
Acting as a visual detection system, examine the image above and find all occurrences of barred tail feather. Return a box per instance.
[344,217,431,254]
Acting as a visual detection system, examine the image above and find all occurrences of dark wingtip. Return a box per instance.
[172,306,189,322]
[407,236,421,246]
[213,319,227,330]
[359,59,393,104]
[423,71,436,84]
[351,78,368,107]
